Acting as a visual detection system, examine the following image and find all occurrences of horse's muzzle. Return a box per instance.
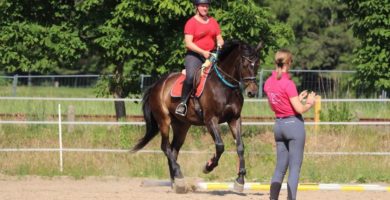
[245,82,258,98]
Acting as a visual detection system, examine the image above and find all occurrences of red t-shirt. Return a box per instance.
[184,16,221,51]
[264,71,299,118]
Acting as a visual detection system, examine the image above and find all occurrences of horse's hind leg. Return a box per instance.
[160,120,188,193]
[203,118,224,174]
[228,118,246,192]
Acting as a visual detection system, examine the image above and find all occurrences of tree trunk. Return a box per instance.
[114,94,126,120]
[113,62,126,121]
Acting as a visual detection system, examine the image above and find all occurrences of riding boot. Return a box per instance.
[269,182,281,200]
[175,81,193,116]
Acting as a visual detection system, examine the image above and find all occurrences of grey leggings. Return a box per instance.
[271,115,305,200]
[184,51,204,85]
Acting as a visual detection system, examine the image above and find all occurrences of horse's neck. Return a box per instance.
[218,54,240,79]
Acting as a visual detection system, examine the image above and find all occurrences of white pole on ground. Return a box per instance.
[58,104,63,172]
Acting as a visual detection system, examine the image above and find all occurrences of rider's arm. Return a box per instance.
[216,34,224,48]
[185,34,210,59]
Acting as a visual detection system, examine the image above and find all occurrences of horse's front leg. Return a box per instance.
[203,118,224,174]
[228,117,246,192]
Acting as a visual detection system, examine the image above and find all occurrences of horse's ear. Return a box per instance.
[255,41,264,53]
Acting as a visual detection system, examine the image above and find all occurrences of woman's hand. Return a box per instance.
[299,90,308,101]
[290,91,317,114]
[306,91,316,106]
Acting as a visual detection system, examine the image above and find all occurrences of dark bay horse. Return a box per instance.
[132,40,263,193]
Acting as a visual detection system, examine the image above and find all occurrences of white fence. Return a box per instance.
[2,71,388,98]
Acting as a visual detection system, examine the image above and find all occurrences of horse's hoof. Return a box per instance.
[233,180,244,193]
[173,178,187,194]
[202,165,211,174]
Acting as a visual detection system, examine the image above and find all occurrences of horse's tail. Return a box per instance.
[131,84,160,152]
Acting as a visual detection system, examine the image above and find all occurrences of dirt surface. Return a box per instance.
[0,176,389,200]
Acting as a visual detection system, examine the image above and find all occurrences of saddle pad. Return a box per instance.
[170,66,212,98]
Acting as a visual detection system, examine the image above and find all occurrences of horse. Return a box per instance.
[131,40,263,193]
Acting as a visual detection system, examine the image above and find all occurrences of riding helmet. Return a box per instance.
[193,0,211,5]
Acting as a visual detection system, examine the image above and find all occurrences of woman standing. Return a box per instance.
[264,49,316,200]
[175,0,224,116]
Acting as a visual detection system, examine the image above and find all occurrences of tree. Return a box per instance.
[259,0,358,70]
[0,0,87,74]
[343,0,390,96]
[215,1,294,55]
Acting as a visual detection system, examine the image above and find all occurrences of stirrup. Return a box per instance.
[175,103,187,116]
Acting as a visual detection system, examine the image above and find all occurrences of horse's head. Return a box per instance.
[218,40,263,98]
[237,41,263,97]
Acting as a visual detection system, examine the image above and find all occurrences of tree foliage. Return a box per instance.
[259,0,358,70]
[0,0,87,74]
[343,0,390,95]
[216,1,294,53]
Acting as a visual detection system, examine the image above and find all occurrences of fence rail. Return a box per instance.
[0,96,389,102]
[2,71,388,98]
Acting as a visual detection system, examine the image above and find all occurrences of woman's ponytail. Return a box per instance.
[274,49,292,80]
[276,58,284,80]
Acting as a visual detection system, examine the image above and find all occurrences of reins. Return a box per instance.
[208,48,241,89]
[213,63,241,89]
[210,48,257,91]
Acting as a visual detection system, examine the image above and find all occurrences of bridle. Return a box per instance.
[213,52,259,90]
[241,56,258,83]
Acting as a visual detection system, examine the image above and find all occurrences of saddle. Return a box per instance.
[170,65,212,98]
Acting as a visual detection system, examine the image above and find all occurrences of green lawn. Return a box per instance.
[0,85,389,183]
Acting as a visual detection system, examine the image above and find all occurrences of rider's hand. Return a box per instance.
[202,51,211,59]
[217,43,223,49]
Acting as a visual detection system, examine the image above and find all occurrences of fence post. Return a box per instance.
[28,73,32,87]
[67,105,75,133]
[314,96,322,132]
[58,104,64,173]
[258,69,264,98]
[12,74,18,96]
[381,90,387,99]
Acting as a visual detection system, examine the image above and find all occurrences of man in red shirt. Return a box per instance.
[175,0,224,116]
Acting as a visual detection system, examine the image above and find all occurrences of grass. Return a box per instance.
[0,85,98,98]
[0,124,389,183]
[0,85,389,183]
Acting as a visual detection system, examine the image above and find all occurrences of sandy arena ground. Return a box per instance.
[0,176,389,200]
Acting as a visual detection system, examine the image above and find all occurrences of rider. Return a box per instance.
[175,0,224,116]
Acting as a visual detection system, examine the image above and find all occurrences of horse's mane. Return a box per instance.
[219,40,255,61]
